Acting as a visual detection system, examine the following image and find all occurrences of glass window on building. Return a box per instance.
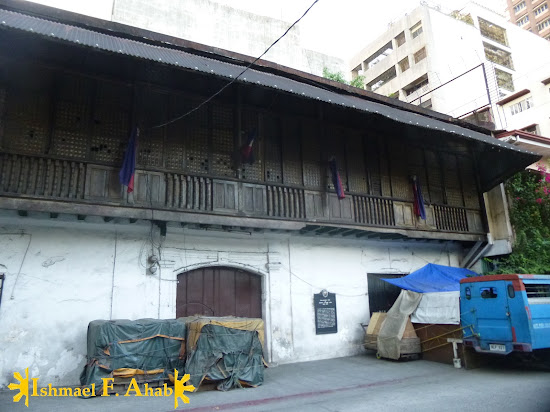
[414,47,427,63]
[479,17,509,46]
[534,3,548,17]
[510,97,533,115]
[410,21,423,39]
[522,124,539,135]
[420,98,432,109]
[366,66,397,92]
[365,41,393,70]
[398,57,410,72]
[537,18,550,31]
[404,75,429,96]
[517,15,529,26]
[395,31,406,47]
[484,42,514,70]
[495,68,514,92]
[514,1,526,13]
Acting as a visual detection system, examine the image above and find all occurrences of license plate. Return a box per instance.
[489,344,506,352]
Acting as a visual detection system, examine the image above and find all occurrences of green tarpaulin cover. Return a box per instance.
[80,316,265,394]
[80,318,188,394]
[185,317,265,391]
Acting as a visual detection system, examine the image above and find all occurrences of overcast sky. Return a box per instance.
[26,0,507,59]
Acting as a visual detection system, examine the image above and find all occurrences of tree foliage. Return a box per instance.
[488,165,550,274]
[323,67,365,89]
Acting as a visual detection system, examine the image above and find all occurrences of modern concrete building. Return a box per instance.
[21,0,345,77]
[349,2,550,135]
[506,0,550,41]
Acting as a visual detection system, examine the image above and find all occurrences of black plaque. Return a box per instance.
[314,292,337,335]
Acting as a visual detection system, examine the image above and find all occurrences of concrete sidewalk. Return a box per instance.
[2,353,550,412]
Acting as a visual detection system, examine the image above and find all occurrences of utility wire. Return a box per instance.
[150,0,320,130]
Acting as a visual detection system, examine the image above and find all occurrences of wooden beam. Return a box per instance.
[299,225,320,234]
[0,197,487,242]
[315,226,341,235]
[0,197,306,231]
[340,229,359,237]
[327,229,345,236]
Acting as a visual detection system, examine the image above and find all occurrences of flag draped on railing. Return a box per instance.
[241,129,257,165]
[329,157,345,199]
[411,175,426,220]
[119,127,138,193]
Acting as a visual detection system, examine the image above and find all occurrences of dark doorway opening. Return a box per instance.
[367,273,406,315]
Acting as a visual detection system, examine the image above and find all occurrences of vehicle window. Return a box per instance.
[480,287,498,299]
[465,287,471,300]
[507,284,515,298]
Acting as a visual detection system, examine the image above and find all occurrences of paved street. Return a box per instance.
[1,353,550,412]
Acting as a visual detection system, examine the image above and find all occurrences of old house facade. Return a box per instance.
[0,1,538,387]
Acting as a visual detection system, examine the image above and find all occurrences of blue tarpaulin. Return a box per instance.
[382,263,477,293]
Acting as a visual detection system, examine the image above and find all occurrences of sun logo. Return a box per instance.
[173,370,195,409]
[8,368,30,407]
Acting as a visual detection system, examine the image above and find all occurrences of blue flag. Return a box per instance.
[119,127,138,193]
[412,175,426,220]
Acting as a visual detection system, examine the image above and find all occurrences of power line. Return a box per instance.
[150,0,320,130]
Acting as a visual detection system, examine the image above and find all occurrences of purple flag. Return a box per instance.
[329,158,345,199]
[119,127,138,193]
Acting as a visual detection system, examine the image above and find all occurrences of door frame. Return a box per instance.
[172,262,271,361]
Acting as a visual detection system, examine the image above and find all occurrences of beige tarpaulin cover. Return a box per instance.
[187,316,265,350]
[377,290,422,360]
[411,291,461,324]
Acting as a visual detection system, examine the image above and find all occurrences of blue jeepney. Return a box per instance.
[460,274,550,355]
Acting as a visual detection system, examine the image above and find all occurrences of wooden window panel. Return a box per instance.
[424,149,444,204]
[3,66,54,155]
[389,140,412,201]
[346,131,367,193]
[210,101,235,178]
[89,79,132,165]
[441,153,464,207]
[282,116,303,186]
[325,125,347,192]
[302,118,322,189]
[263,113,282,183]
[459,156,480,209]
[239,108,262,181]
[364,135,381,196]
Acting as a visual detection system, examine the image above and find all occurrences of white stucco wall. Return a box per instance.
[0,213,463,387]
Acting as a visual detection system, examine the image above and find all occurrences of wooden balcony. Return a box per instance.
[0,152,486,240]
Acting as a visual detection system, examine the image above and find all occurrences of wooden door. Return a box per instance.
[176,266,262,318]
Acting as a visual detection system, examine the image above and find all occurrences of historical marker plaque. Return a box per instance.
[314,292,337,335]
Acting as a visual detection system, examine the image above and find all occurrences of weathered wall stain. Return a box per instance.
[41,256,65,268]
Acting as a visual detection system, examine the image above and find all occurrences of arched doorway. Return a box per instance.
[176,266,262,318]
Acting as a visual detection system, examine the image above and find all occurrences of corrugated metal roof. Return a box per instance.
[0,7,539,159]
